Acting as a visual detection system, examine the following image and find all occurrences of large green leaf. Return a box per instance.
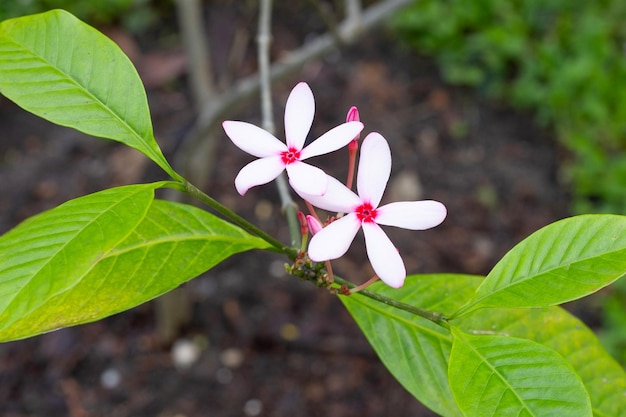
[0,183,160,335]
[0,10,177,178]
[454,215,626,317]
[448,326,592,417]
[341,274,479,417]
[0,198,270,342]
[456,306,626,417]
[342,274,626,417]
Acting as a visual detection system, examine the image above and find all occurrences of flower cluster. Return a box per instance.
[223,82,446,288]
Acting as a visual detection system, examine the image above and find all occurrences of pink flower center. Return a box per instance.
[356,202,377,223]
[281,147,301,165]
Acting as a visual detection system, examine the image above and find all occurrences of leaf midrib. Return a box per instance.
[463,245,626,313]
[105,235,254,257]
[348,292,451,343]
[0,31,164,167]
[0,188,151,319]
[455,333,536,417]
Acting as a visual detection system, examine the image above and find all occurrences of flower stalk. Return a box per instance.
[174,180,298,259]
[333,275,448,326]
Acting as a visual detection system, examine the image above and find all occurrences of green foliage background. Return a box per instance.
[394,0,626,368]
[394,0,626,214]
[0,0,156,32]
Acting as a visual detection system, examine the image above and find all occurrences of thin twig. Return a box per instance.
[345,0,362,20]
[257,0,275,134]
[168,180,298,258]
[156,0,217,344]
[174,0,414,176]
[175,0,214,107]
[257,0,301,247]
[309,0,342,45]
[333,275,448,326]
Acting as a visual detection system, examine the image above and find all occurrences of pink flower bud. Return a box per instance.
[346,106,360,123]
[346,106,360,150]
[305,215,323,236]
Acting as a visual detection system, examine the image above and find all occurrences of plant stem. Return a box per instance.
[168,179,445,325]
[168,180,298,259]
[333,275,448,326]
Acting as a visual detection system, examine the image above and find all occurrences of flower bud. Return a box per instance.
[346,106,360,123]
[297,211,308,236]
[346,106,360,152]
[305,215,323,235]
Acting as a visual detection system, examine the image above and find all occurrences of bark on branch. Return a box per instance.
[174,0,414,183]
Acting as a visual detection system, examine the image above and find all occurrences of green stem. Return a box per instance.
[276,173,302,247]
[166,180,298,259]
[334,275,448,326]
[163,180,443,325]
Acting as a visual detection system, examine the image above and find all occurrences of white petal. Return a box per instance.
[234,156,284,195]
[296,175,361,213]
[300,122,364,160]
[308,214,361,261]
[357,132,391,208]
[223,121,287,157]
[284,82,314,150]
[286,161,328,196]
[376,201,447,230]
[362,222,406,288]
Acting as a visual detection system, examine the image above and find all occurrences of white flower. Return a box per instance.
[300,132,447,288]
[222,82,364,196]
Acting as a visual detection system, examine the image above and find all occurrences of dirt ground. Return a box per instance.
[0,3,572,417]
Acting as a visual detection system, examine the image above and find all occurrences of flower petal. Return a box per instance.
[300,121,364,160]
[357,132,391,208]
[296,175,361,213]
[234,156,284,195]
[308,214,361,261]
[223,121,287,157]
[285,161,329,196]
[284,82,314,150]
[376,201,447,230]
[362,222,406,288]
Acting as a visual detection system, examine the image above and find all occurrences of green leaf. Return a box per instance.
[341,274,481,417]
[456,307,626,417]
[454,215,626,317]
[342,274,626,417]
[0,198,270,342]
[0,183,161,336]
[448,326,592,417]
[0,10,177,178]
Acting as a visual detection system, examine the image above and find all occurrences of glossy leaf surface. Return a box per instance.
[342,274,626,417]
[456,307,626,417]
[0,10,176,177]
[449,326,592,417]
[0,187,270,342]
[0,183,159,339]
[341,274,477,417]
[455,215,626,317]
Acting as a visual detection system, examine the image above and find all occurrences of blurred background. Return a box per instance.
[0,0,625,416]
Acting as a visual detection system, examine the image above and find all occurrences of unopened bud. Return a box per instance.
[306,215,323,235]
[297,211,308,236]
[346,106,360,123]
[346,106,361,149]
